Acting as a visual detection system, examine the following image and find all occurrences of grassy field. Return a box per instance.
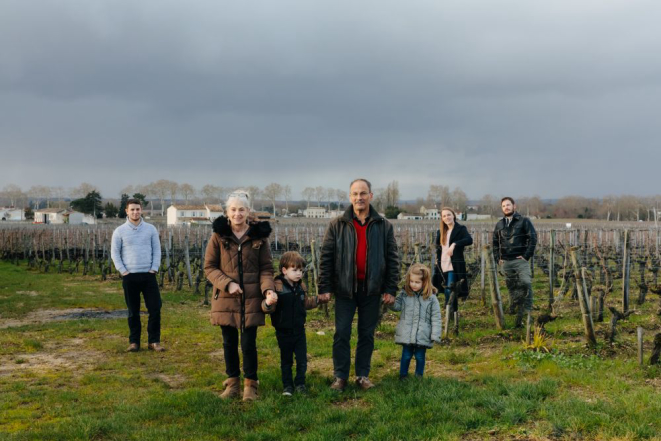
[0,261,660,441]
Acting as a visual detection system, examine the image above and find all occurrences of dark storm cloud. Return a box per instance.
[1,0,660,199]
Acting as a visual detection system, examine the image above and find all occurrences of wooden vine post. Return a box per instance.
[622,229,630,313]
[569,246,597,346]
[549,229,555,308]
[486,245,505,330]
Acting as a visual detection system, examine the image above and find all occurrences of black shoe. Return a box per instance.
[282,386,294,396]
[295,384,307,394]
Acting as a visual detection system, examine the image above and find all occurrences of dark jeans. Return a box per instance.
[443,271,457,311]
[333,285,381,379]
[122,272,162,345]
[400,344,427,377]
[276,327,308,388]
[221,325,258,380]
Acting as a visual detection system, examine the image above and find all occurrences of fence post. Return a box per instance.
[486,246,505,330]
[569,247,597,346]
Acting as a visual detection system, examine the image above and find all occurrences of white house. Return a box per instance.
[420,206,440,220]
[167,204,224,225]
[303,207,327,219]
[0,207,24,221]
[326,210,344,218]
[34,209,84,224]
[397,212,423,220]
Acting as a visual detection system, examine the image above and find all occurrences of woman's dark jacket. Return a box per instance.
[318,205,400,298]
[433,223,473,299]
[262,275,318,330]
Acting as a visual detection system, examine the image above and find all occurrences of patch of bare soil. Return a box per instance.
[16,291,39,297]
[154,374,186,389]
[0,338,103,377]
[0,308,142,329]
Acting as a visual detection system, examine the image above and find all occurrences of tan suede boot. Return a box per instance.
[242,378,259,401]
[219,377,241,399]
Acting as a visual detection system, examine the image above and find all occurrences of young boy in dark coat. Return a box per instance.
[262,251,318,396]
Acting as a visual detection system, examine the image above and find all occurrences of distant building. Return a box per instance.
[420,206,440,220]
[253,211,273,220]
[0,207,24,221]
[303,207,327,218]
[34,208,84,225]
[397,213,424,220]
[167,204,224,225]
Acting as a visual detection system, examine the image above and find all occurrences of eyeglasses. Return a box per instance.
[350,192,370,198]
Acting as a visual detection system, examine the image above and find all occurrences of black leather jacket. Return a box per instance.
[319,205,400,298]
[492,212,537,262]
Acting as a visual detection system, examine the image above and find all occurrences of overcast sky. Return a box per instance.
[1,0,660,201]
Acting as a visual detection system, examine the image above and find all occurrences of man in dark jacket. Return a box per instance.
[492,197,537,327]
[318,179,400,391]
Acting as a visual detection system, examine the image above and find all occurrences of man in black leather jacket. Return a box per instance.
[318,179,400,391]
[492,197,537,327]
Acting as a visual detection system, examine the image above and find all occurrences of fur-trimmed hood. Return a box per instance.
[212,215,272,239]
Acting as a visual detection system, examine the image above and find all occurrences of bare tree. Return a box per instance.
[150,180,171,216]
[166,181,179,206]
[302,187,315,208]
[385,181,400,207]
[337,189,348,210]
[121,185,135,197]
[372,188,387,211]
[71,182,98,199]
[263,183,283,216]
[315,186,325,208]
[451,187,468,214]
[246,186,260,210]
[326,188,336,209]
[201,184,225,205]
[283,185,292,214]
[428,184,450,208]
[2,184,24,207]
[179,183,196,204]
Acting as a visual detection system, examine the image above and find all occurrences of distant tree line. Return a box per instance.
[2,182,661,222]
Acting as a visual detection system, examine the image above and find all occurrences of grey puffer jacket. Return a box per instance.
[390,290,442,348]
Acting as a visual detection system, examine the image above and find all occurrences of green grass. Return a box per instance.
[0,261,659,440]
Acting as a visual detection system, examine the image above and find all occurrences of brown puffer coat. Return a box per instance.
[204,216,275,329]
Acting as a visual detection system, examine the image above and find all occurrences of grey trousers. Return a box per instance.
[502,259,533,313]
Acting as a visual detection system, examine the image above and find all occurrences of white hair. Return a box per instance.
[226,189,251,210]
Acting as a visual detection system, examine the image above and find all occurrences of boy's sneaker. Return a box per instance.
[282,386,294,396]
[295,384,307,394]
[355,376,375,390]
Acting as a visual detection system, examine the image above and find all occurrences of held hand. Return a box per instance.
[318,293,331,304]
[265,291,278,306]
[122,272,129,276]
[228,282,243,296]
[447,245,455,257]
[498,260,503,265]
[516,256,526,260]
[382,294,396,305]
[149,270,157,274]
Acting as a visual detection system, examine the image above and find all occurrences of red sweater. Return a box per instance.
[353,219,368,281]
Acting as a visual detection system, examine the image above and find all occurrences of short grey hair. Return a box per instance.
[226,189,251,210]
[350,178,372,192]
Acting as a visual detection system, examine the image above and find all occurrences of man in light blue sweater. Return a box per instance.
[111,198,164,352]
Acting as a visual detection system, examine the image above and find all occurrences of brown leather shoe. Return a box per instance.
[355,376,375,390]
[126,343,139,352]
[330,377,347,392]
[147,343,166,352]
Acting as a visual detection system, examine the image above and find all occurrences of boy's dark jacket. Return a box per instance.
[262,275,318,329]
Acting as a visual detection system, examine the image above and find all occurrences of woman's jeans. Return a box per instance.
[443,271,457,311]
[400,344,427,377]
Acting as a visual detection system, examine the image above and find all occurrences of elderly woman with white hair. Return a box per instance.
[205,190,276,401]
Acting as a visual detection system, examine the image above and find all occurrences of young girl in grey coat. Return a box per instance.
[390,263,442,379]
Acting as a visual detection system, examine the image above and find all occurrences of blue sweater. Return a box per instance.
[111,219,161,274]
